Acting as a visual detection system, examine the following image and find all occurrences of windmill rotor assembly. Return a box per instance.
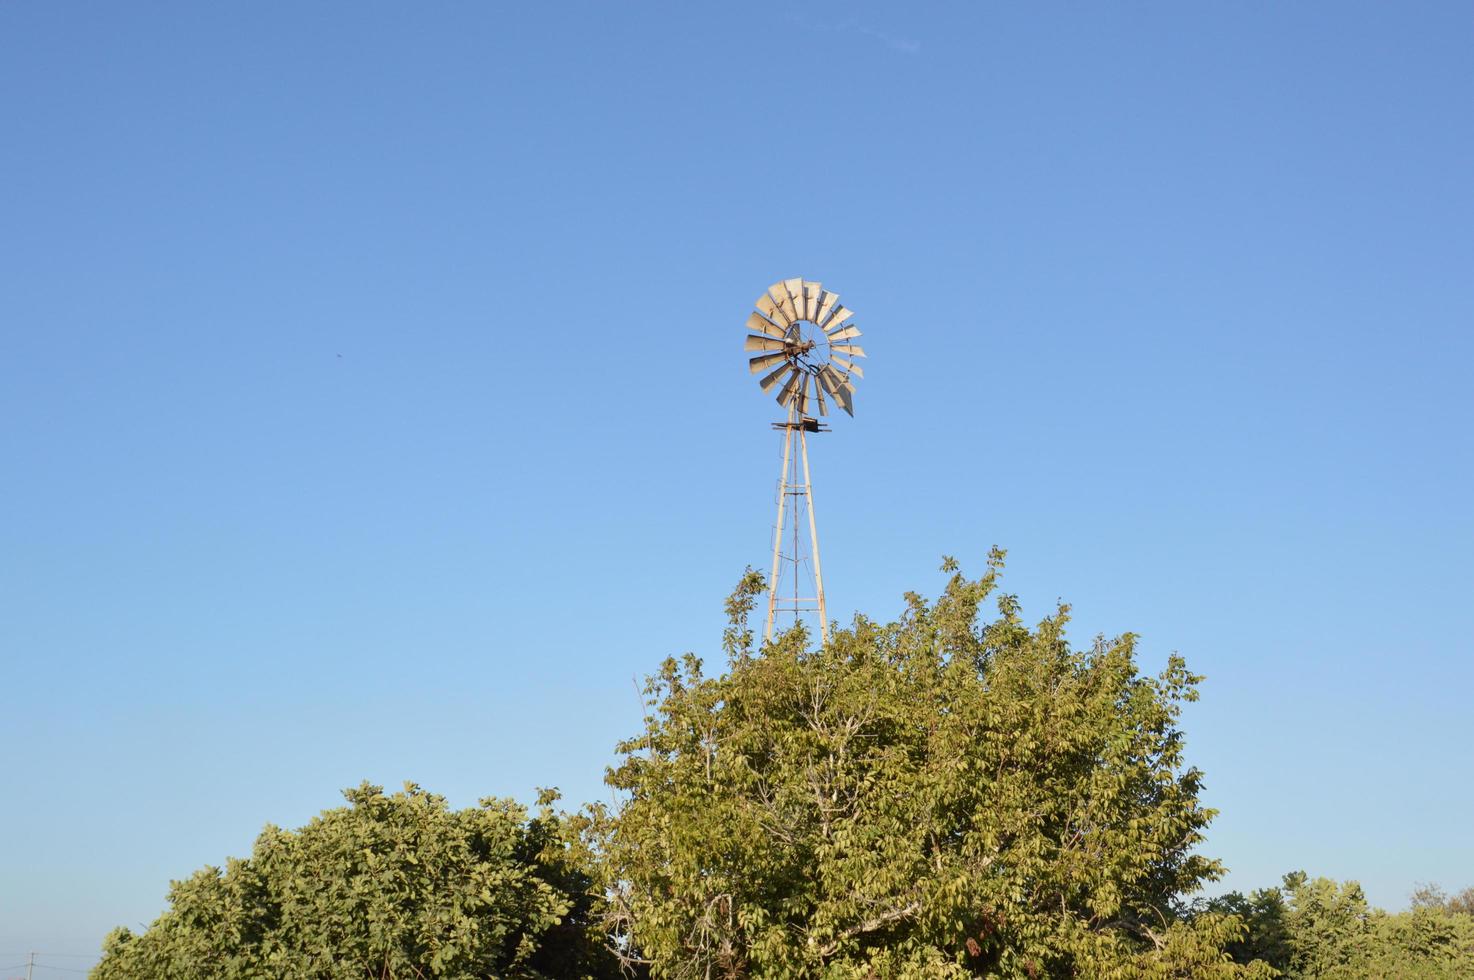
[744,278,866,644]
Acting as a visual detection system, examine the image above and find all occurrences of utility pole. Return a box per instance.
[25,951,34,980]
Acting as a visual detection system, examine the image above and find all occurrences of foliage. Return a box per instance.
[1204,872,1474,978]
[92,554,1471,979]
[1203,886,1291,970]
[93,783,619,980]
[591,553,1269,978]
[1411,883,1474,919]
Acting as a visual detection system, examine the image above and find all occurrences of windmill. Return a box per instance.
[744,277,866,644]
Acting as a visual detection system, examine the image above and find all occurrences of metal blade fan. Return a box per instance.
[744,278,865,417]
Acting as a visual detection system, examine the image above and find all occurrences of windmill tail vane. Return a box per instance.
[742,278,867,645]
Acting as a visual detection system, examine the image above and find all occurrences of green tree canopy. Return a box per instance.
[96,554,1470,978]
[592,554,1270,978]
[93,782,617,980]
[1206,872,1474,978]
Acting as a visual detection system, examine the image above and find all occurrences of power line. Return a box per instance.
[0,954,96,979]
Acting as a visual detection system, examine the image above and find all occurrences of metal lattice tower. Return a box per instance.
[741,277,865,644]
[766,407,828,642]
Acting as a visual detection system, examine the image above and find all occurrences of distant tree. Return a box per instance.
[1412,883,1474,918]
[1211,873,1474,978]
[1410,884,1450,909]
[1204,887,1291,972]
[591,554,1272,978]
[93,783,619,980]
[1277,872,1374,977]
[1451,889,1474,918]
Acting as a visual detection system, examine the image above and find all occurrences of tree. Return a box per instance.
[1412,884,1474,919]
[1210,873,1474,978]
[93,783,619,980]
[1203,886,1291,972]
[1277,873,1374,978]
[1453,890,1474,918]
[592,554,1271,978]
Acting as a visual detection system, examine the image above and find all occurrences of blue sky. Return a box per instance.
[2,1,1471,966]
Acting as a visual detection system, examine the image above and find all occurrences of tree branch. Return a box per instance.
[816,902,922,957]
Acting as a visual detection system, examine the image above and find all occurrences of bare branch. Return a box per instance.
[815,901,922,957]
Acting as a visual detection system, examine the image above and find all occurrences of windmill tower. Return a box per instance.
[743,278,866,644]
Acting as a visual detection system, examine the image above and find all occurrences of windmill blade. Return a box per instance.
[832,354,864,378]
[759,361,795,394]
[814,290,839,326]
[821,365,857,417]
[749,351,788,374]
[767,283,792,323]
[776,369,804,407]
[757,292,791,327]
[745,335,788,352]
[830,343,867,358]
[814,380,828,416]
[781,278,803,323]
[802,280,822,321]
[830,378,855,416]
[794,374,810,415]
[826,324,862,342]
[747,311,787,339]
[822,304,854,330]
[817,365,842,394]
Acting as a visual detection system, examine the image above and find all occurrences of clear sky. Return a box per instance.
[2,1,1471,967]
